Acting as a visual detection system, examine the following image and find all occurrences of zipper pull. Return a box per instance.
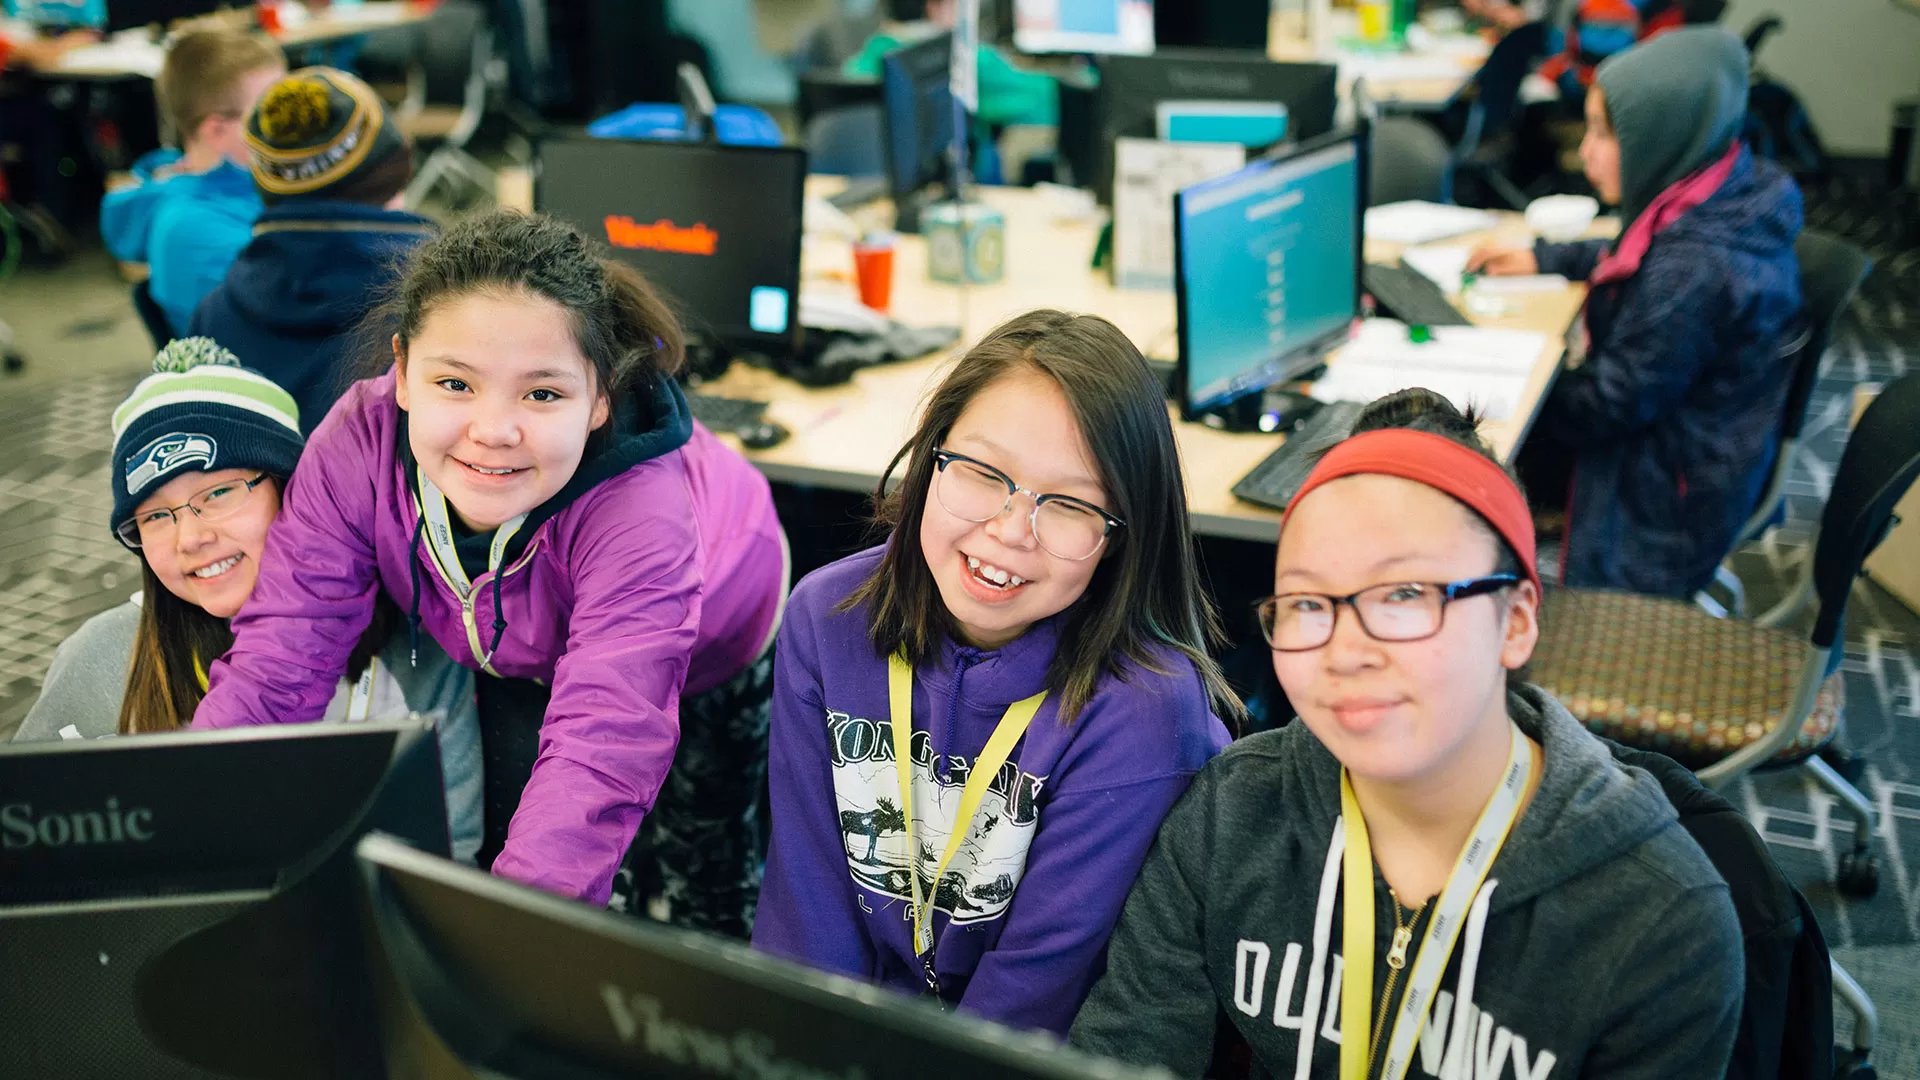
[1387,926,1413,970]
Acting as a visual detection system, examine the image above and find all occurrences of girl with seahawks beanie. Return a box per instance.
[13,339,484,864]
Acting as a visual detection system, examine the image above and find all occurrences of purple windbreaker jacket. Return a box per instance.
[193,370,786,905]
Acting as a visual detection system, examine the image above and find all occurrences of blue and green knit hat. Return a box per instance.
[110,338,304,545]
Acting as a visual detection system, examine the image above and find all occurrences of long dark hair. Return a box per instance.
[843,310,1245,726]
[118,475,393,732]
[363,210,686,407]
[120,560,235,734]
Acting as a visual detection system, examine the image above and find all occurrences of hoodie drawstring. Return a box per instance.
[1307,822,1497,1079]
[483,570,507,666]
[938,648,982,780]
[407,513,426,668]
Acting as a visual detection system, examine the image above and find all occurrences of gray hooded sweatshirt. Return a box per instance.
[1071,685,1743,1079]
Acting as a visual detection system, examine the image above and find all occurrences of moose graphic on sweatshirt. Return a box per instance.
[826,707,1046,925]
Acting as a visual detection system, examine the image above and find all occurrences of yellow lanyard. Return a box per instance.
[887,650,1047,997]
[1337,722,1531,1080]
[193,652,376,721]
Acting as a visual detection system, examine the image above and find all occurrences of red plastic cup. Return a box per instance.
[852,234,896,314]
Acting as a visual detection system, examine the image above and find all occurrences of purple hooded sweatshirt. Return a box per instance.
[193,369,786,906]
[752,546,1230,1036]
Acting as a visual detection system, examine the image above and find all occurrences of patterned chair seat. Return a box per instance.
[1530,589,1843,771]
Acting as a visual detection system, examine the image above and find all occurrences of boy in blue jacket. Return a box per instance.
[101,27,284,336]
[1469,28,1803,597]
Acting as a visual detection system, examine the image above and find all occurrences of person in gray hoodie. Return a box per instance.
[1071,389,1743,1079]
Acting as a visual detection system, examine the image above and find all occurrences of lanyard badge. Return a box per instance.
[886,651,1046,1000]
[1337,722,1532,1080]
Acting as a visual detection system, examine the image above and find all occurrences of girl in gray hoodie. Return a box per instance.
[1072,390,1743,1079]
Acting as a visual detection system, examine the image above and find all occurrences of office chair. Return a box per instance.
[1448,21,1550,210]
[1367,115,1454,206]
[401,0,501,210]
[1528,375,1920,1078]
[130,279,172,352]
[1529,371,1920,896]
[1699,230,1872,618]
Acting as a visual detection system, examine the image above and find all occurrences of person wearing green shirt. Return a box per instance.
[844,0,1059,127]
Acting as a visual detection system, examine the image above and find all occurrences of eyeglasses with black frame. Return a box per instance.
[930,448,1125,562]
[114,474,273,549]
[1255,574,1521,652]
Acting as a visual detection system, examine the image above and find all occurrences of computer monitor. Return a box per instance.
[881,31,957,234]
[0,720,449,1079]
[537,137,807,360]
[6,0,100,28]
[1155,0,1269,51]
[356,834,1168,1080]
[1013,0,1154,56]
[1091,51,1338,204]
[1173,129,1366,423]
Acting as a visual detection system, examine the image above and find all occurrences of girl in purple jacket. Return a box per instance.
[192,212,787,935]
[753,310,1240,1035]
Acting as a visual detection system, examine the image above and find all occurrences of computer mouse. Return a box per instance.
[738,421,791,450]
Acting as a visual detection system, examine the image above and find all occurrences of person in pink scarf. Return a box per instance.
[1468,27,1803,597]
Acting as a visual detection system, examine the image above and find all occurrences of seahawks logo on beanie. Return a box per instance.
[125,433,219,494]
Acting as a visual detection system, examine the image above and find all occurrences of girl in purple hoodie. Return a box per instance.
[191,212,787,935]
[753,310,1239,1035]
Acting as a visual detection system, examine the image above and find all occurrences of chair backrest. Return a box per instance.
[1811,372,1920,647]
[1368,116,1453,206]
[130,280,170,351]
[417,0,489,106]
[1781,230,1871,441]
[805,103,887,179]
[1471,21,1550,143]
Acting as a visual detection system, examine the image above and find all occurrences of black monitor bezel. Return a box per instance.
[879,30,957,204]
[534,134,809,358]
[356,833,1168,1080]
[1090,50,1339,206]
[1172,124,1369,423]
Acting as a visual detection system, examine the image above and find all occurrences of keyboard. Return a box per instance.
[688,393,770,432]
[1363,263,1472,327]
[1230,399,1368,511]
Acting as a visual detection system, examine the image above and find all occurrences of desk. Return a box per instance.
[1267,11,1490,111]
[42,1,429,79]
[692,181,1589,543]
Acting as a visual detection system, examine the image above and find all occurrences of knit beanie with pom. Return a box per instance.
[245,66,410,204]
[110,337,305,543]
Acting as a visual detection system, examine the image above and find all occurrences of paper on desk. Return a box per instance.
[1365,201,1499,246]
[1470,273,1570,295]
[1400,244,1473,293]
[57,40,164,77]
[1311,321,1548,420]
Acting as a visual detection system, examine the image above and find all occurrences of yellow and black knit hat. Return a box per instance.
[245,67,406,201]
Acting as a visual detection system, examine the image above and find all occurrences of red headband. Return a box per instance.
[1282,429,1541,595]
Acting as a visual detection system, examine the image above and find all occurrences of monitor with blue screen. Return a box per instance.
[1013,0,1154,55]
[1173,130,1365,422]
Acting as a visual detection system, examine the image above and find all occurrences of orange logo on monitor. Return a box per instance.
[604,215,718,256]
